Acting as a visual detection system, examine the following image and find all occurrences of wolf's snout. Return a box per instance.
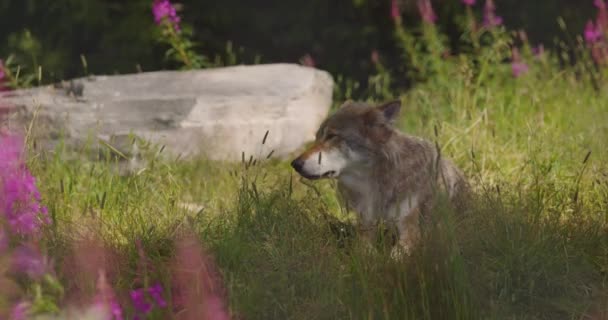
[291,158,304,172]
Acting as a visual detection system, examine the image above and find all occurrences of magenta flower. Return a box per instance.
[130,288,153,315]
[483,0,503,27]
[95,270,123,320]
[12,245,50,279]
[171,234,231,320]
[0,60,5,81]
[585,20,603,43]
[148,283,167,308]
[417,0,437,24]
[390,0,401,22]
[300,54,315,67]
[511,48,529,78]
[152,0,181,31]
[462,0,475,6]
[371,50,380,65]
[0,134,50,236]
[10,301,30,320]
[596,0,606,9]
[512,62,529,77]
[0,134,21,170]
[110,301,124,320]
[532,44,545,57]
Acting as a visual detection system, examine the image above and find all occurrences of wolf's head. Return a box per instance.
[291,99,402,180]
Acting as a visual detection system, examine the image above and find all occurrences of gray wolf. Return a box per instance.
[291,99,468,256]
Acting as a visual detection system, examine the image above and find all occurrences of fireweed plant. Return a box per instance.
[0,133,230,317]
[152,0,209,69]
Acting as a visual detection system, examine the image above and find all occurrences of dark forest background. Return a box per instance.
[0,0,595,85]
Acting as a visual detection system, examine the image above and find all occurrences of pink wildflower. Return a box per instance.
[483,0,503,27]
[171,233,230,320]
[95,270,123,320]
[532,44,545,58]
[390,0,401,23]
[0,134,49,236]
[148,283,167,308]
[130,283,167,318]
[10,301,30,320]
[130,288,153,315]
[152,0,181,31]
[0,60,5,81]
[371,50,380,65]
[585,20,603,44]
[511,47,529,78]
[0,59,9,92]
[417,0,437,24]
[462,0,475,6]
[512,62,529,77]
[300,54,315,67]
[12,244,50,279]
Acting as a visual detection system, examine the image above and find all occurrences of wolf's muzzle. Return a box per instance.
[290,157,322,180]
[291,158,304,173]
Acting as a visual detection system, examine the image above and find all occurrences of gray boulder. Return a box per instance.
[1,63,334,162]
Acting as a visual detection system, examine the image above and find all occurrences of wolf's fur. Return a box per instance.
[291,100,468,255]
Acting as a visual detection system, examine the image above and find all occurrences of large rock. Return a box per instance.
[1,64,334,161]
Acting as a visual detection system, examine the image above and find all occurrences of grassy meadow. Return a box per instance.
[26,47,608,319]
[3,2,608,319]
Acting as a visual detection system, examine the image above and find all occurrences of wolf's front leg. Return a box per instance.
[392,208,421,259]
[357,223,376,253]
[356,212,378,253]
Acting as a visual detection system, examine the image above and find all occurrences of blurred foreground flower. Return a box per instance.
[0,135,50,236]
[172,233,230,320]
[462,0,475,6]
[130,288,153,316]
[10,301,30,320]
[12,244,50,280]
[95,271,123,320]
[148,283,167,308]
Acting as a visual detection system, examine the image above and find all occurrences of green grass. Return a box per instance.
[28,58,608,319]
[15,21,608,319]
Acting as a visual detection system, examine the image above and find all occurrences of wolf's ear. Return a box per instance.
[376,99,402,122]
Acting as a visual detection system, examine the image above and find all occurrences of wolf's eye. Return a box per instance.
[325,133,338,140]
